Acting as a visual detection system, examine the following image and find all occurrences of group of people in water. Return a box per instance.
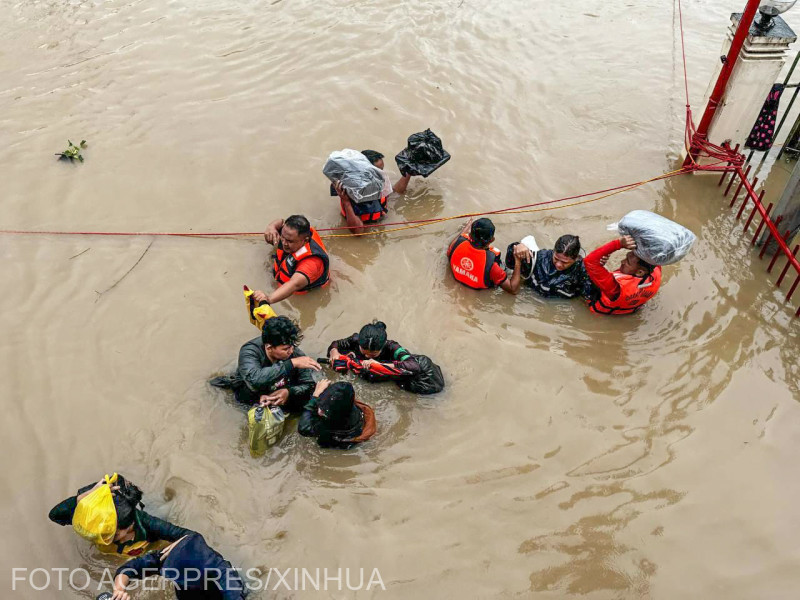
[50,148,666,599]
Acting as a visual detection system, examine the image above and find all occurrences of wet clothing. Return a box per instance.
[584,239,662,315]
[298,385,376,449]
[746,84,784,151]
[327,334,421,380]
[447,234,506,289]
[220,337,315,411]
[504,245,590,299]
[271,227,330,292]
[116,533,245,600]
[340,196,388,222]
[49,484,192,557]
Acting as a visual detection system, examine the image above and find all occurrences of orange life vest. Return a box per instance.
[448,234,503,289]
[589,267,662,315]
[272,227,330,293]
[339,196,388,222]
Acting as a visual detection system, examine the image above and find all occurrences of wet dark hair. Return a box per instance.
[633,255,655,276]
[317,381,356,426]
[554,234,581,259]
[358,320,388,351]
[262,316,303,347]
[360,150,384,165]
[112,475,144,530]
[470,218,495,247]
[283,215,311,237]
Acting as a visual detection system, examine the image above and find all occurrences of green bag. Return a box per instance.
[248,406,286,457]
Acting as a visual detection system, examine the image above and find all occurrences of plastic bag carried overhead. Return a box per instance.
[609,210,696,266]
[395,129,451,177]
[322,149,385,204]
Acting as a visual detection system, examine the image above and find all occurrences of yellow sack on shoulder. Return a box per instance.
[72,473,118,545]
[244,285,277,330]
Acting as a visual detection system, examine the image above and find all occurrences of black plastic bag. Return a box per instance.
[396,355,445,395]
[395,129,451,177]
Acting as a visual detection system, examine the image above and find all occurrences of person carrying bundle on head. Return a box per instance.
[584,235,661,315]
[447,217,524,294]
[328,149,414,235]
[250,214,330,307]
[326,320,444,394]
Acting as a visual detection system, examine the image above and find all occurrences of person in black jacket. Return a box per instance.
[326,320,445,394]
[298,380,376,449]
[327,321,421,381]
[505,234,591,299]
[48,475,192,557]
[211,316,320,412]
[111,532,245,599]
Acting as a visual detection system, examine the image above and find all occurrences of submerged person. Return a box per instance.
[504,234,590,299]
[49,475,193,557]
[447,218,524,294]
[251,215,329,306]
[584,235,662,315]
[111,532,245,599]
[327,320,445,394]
[332,149,413,234]
[211,316,320,412]
[298,379,376,449]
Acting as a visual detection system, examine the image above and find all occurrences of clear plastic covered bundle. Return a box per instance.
[322,149,385,204]
[611,210,696,265]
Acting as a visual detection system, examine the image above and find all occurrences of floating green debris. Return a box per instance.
[56,140,87,163]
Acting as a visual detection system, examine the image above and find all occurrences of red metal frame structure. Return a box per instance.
[681,0,800,316]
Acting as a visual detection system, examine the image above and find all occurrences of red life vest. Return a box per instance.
[272,227,330,293]
[339,196,387,222]
[448,234,503,289]
[589,267,662,315]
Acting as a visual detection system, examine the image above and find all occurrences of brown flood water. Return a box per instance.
[1,0,800,598]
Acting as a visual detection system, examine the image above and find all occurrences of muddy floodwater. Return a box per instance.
[2,0,800,598]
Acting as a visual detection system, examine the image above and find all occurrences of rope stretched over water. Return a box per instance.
[0,167,693,241]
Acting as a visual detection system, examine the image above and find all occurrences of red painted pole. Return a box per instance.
[684,0,762,165]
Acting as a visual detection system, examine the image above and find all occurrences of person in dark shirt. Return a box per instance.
[504,234,591,299]
[111,532,245,599]
[327,321,421,382]
[298,380,376,449]
[48,475,192,557]
[211,316,320,412]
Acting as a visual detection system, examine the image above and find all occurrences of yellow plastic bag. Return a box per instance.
[72,473,118,545]
[248,406,286,457]
[244,285,277,330]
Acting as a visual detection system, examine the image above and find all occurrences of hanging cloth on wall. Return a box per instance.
[745,84,785,151]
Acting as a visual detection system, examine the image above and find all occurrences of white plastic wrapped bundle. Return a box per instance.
[609,210,696,266]
[322,149,385,204]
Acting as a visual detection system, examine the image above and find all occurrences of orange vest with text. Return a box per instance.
[589,267,662,315]
[448,234,502,290]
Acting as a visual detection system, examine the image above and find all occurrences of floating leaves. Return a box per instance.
[55,139,87,163]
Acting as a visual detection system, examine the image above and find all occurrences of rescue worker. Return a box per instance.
[111,532,245,599]
[298,379,377,449]
[446,218,525,294]
[252,215,329,306]
[504,234,591,299]
[584,235,662,315]
[211,316,320,412]
[326,320,445,394]
[333,149,412,235]
[49,475,193,557]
